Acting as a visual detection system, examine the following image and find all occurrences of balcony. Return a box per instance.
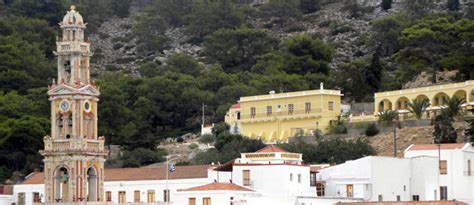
[56,42,90,53]
[41,137,108,156]
[240,109,322,123]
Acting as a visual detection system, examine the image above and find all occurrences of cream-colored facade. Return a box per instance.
[225,85,343,142]
[39,6,108,203]
[374,80,474,116]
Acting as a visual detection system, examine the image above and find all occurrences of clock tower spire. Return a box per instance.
[40,5,108,203]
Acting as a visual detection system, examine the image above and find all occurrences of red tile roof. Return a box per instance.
[407,143,466,151]
[256,144,287,153]
[179,183,254,192]
[21,165,211,184]
[230,103,240,109]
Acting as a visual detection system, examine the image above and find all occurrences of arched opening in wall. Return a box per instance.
[54,167,69,202]
[378,99,392,112]
[83,112,94,139]
[454,90,467,101]
[415,94,429,103]
[86,167,98,201]
[56,113,62,139]
[396,97,410,110]
[433,92,449,106]
[471,89,474,102]
[259,132,267,141]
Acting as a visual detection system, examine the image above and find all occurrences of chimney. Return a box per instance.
[320,82,324,90]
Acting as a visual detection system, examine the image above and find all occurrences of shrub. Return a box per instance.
[175,161,191,166]
[177,137,184,143]
[365,123,379,137]
[113,43,124,50]
[382,0,393,10]
[98,32,110,39]
[199,134,215,144]
[112,36,130,43]
[116,57,135,64]
[188,143,199,150]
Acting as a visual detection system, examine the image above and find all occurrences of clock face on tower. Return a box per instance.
[60,100,70,112]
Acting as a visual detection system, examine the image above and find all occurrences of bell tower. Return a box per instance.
[40,5,108,203]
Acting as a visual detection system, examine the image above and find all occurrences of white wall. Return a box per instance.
[104,178,208,203]
[232,165,315,197]
[0,195,14,205]
[13,184,44,205]
[318,156,444,202]
[409,156,439,201]
[175,190,259,205]
[405,145,474,203]
[318,157,372,199]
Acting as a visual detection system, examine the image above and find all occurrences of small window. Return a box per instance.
[290,173,293,182]
[397,195,401,201]
[250,107,256,118]
[305,102,311,113]
[440,186,448,200]
[412,195,420,201]
[288,104,294,114]
[346,184,353,197]
[18,193,25,205]
[378,195,383,201]
[298,174,301,183]
[468,159,471,176]
[189,197,196,205]
[316,183,325,196]
[134,190,140,202]
[33,192,41,203]
[328,101,334,111]
[147,190,155,203]
[243,170,250,186]
[118,191,126,203]
[310,173,317,186]
[266,106,272,116]
[440,160,447,175]
[106,191,112,202]
[203,197,211,205]
[163,189,170,202]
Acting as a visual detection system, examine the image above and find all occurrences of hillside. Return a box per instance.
[0,0,473,183]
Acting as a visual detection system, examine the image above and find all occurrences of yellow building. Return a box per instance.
[225,84,343,142]
[374,80,474,118]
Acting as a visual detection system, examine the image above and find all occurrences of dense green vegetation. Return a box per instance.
[0,0,473,182]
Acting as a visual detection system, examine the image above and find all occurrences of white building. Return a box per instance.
[319,156,439,202]
[405,143,474,204]
[11,145,362,205]
[13,165,212,205]
[318,143,474,204]
[174,145,361,205]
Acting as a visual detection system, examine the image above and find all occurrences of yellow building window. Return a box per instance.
[305,102,311,113]
[328,101,334,111]
[250,107,256,118]
[266,106,272,116]
[288,104,294,114]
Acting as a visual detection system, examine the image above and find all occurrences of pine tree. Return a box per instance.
[447,0,460,11]
[433,114,457,143]
[299,0,320,14]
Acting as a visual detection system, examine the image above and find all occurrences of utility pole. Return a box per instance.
[202,103,205,125]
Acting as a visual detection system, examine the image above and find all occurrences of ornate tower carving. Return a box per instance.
[40,6,108,203]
